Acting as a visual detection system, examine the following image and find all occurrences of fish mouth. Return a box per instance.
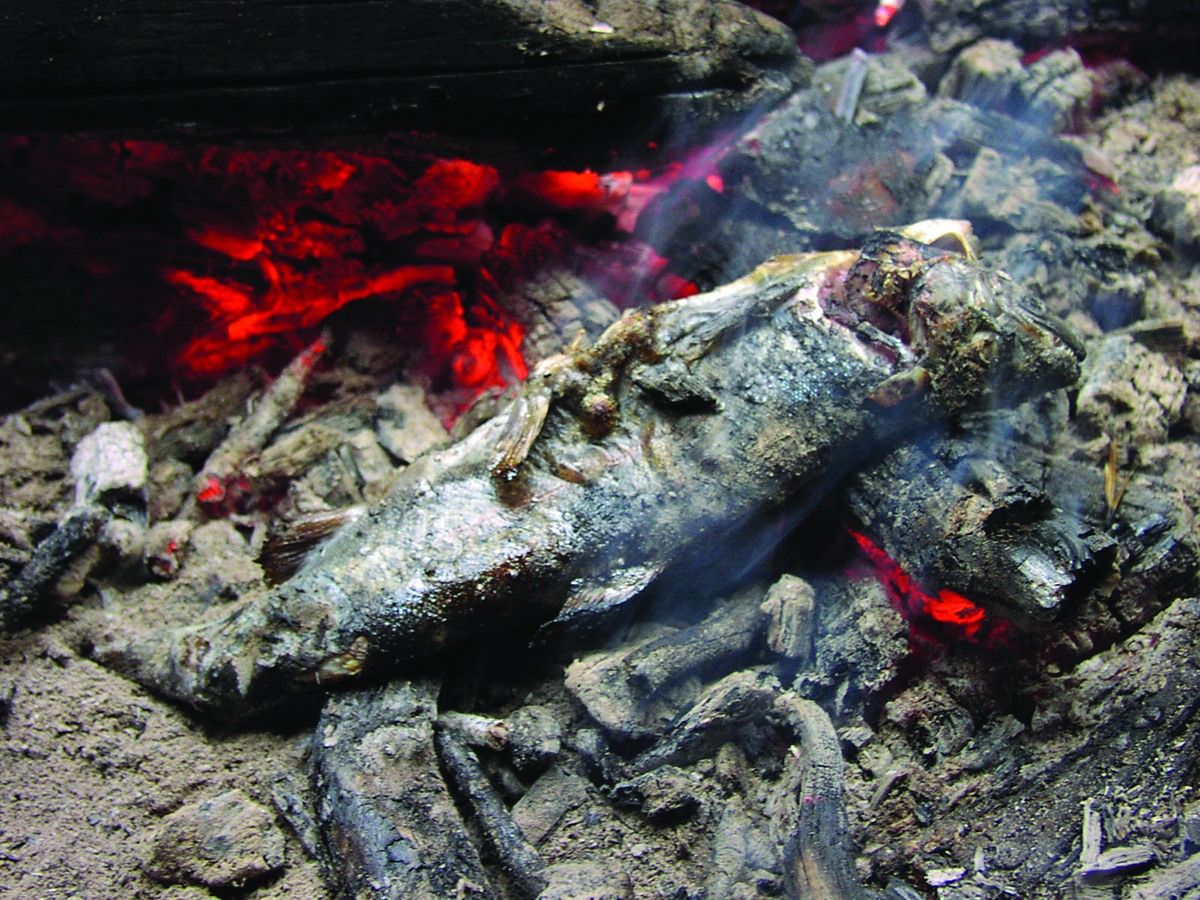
[1009,301,1086,362]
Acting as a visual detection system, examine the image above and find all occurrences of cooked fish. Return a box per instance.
[96,222,1083,718]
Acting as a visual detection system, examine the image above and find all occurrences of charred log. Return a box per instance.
[840,428,1117,624]
[0,0,806,146]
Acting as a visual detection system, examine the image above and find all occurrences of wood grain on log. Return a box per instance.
[0,0,806,141]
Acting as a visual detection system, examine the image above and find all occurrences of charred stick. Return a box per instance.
[630,670,780,776]
[565,594,767,741]
[772,694,871,900]
[835,49,870,123]
[2,419,155,629]
[918,0,1200,55]
[437,711,511,752]
[435,726,547,899]
[0,505,110,630]
[310,680,496,899]
[185,329,329,517]
[142,369,265,464]
[85,368,144,422]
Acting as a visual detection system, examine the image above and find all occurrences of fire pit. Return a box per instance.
[1,3,1199,900]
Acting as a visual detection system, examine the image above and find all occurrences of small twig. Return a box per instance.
[184,329,330,517]
[835,49,871,124]
[435,726,547,899]
[0,505,110,630]
[86,368,144,422]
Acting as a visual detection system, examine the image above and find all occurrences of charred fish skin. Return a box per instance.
[96,222,1082,719]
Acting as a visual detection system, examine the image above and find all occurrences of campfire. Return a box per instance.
[1,2,1199,899]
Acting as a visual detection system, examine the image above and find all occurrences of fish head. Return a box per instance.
[906,253,1084,412]
[849,227,1084,414]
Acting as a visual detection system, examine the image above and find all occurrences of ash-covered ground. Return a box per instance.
[1,45,1199,900]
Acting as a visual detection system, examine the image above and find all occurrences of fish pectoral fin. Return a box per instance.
[663,251,853,360]
[550,562,665,631]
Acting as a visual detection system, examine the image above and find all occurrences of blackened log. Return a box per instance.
[840,431,1117,623]
[0,0,806,146]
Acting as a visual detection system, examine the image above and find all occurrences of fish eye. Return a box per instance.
[969,331,999,362]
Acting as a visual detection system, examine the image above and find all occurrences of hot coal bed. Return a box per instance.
[1,2,1200,899]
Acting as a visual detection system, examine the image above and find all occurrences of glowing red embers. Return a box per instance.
[874,0,905,28]
[163,147,500,384]
[157,146,711,411]
[848,529,988,639]
[0,133,733,424]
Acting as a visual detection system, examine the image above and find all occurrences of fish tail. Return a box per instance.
[93,584,347,719]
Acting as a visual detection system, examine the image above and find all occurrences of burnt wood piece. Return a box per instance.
[840,429,1117,623]
[928,594,1200,890]
[630,669,781,775]
[308,679,497,899]
[435,727,549,900]
[0,0,805,144]
[715,57,948,242]
[655,59,1098,287]
[918,0,1200,61]
[772,694,871,900]
[1005,446,1200,634]
[564,592,768,741]
[184,330,329,519]
[0,505,109,630]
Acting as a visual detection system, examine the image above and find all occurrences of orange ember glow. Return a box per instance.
[849,529,987,638]
[155,148,511,395]
[0,134,729,425]
[873,0,905,28]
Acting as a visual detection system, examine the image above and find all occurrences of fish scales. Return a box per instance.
[97,222,1082,718]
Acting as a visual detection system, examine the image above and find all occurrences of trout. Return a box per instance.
[97,221,1082,718]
